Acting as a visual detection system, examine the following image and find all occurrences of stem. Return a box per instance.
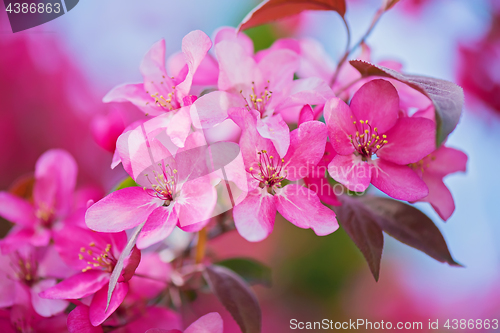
[330,16,351,87]
[330,7,385,88]
[195,227,207,264]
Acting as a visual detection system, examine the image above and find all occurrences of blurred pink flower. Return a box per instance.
[0,245,70,319]
[325,79,436,201]
[146,312,223,333]
[229,107,338,241]
[0,149,79,253]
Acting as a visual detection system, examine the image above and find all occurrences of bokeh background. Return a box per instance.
[1,0,500,331]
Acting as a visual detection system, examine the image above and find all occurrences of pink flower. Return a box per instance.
[325,79,436,201]
[229,107,338,241]
[85,131,217,248]
[40,226,141,326]
[0,245,70,319]
[192,28,334,157]
[66,304,182,333]
[410,145,467,220]
[0,149,78,253]
[146,312,223,333]
[103,30,213,147]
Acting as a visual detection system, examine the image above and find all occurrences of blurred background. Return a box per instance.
[1,0,500,331]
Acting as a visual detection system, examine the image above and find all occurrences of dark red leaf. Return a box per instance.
[204,265,261,333]
[334,195,384,281]
[362,197,461,266]
[238,0,346,32]
[349,60,464,146]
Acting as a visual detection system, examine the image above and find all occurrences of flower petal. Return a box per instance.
[257,49,298,92]
[214,27,254,56]
[103,83,163,116]
[350,79,399,133]
[233,189,276,242]
[324,97,357,155]
[67,305,104,333]
[176,30,213,98]
[328,154,371,193]
[137,206,178,249]
[89,282,129,326]
[190,91,242,129]
[304,176,341,206]
[166,106,192,148]
[274,77,335,112]
[371,159,428,201]
[256,114,290,157]
[40,271,110,300]
[425,146,467,176]
[420,173,455,221]
[31,279,69,317]
[284,121,327,181]
[185,312,224,333]
[85,187,160,233]
[276,184,339,236]
[34,149,77,218]
[140,39,174,97]
[216,41,262,95]
[0,192,35,227]
[377,117,436,165]
[176,177,217,228]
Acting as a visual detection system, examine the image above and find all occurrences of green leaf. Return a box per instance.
[113,177,138,192]
[349,60,464,146]
[216,258,272,287]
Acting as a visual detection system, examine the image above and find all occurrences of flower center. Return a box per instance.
[248,150,286,193]
[144,163,178,206]
[409,153,436,173]
[12,253,38,286]
[80,242,116,273]
[144,76,180,111]
[349,119,388,159]
[241,81,272,116]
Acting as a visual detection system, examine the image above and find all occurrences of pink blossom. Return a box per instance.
[145,312,223,333]
[0,149,78,253]
[103,30,213,147]
[229,107,338,241]
[410,145,468,220]
[85,131,217,248]
[192,28,334,157]
[325,79,436,201]
[40,226,141,326]
[0,245,70,320]
[67,304,182,333]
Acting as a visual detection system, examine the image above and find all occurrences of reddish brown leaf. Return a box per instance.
[334,195,384,281]
[383,0,400,11]
[238,0,346,32]
[349,60,464,146]
[204,265,261,333]
[362,197,461,267]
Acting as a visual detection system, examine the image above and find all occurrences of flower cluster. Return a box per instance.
[0,14,467,333]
